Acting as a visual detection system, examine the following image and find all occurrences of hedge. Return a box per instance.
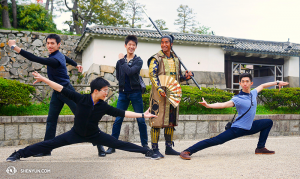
[142,85,234,110]
[0,78,35,107]
[258,87,300,109]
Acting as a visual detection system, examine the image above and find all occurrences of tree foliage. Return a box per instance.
[18,3,56,31]
[124,0,145,28]
[174,4,212,35]
[147,19,168,30]
[64,0,127,34]
[174,4,195,33]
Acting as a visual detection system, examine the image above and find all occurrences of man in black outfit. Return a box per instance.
[6,71,158,162]
[8,35,83,157]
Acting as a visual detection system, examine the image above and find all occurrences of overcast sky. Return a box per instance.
[54,0,300,44]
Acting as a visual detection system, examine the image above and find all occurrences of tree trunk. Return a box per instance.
[45,0,50,10]
[72,0,81,34]
[11,0,17,28]
[1,0,11,28]
[50,0,54,16]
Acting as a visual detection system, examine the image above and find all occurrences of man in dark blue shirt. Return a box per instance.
[105,35,149,154]
[6,71,158,162]
[8,34,83,157]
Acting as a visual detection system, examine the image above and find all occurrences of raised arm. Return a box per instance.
[255,81,289,93]
[199,97,234,109]
[32,71,63,92]
[8,40,61,68]
[125,108,157,118]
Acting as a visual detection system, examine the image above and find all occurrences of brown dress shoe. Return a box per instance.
[180,151,191,160]
[255,147,275,154]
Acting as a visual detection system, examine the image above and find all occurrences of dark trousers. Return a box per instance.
[18,128,149,158]
[44,83,77,141]
[111,92,148,146]
[186,119,273,155]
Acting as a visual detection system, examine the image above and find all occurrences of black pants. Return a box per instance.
[18,128,149,158]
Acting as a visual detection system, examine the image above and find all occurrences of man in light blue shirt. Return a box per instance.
[180,73,289,160]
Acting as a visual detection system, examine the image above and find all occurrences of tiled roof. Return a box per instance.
[76,25,300,56]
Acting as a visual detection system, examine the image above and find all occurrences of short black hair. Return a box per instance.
[46,34,61,44]
[90,77,110,93]
[125,35,138,46]
[239,73,253,82]
[161,35,174,44]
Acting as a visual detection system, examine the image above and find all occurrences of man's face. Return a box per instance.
[95,86,109,100]
[161,38,172,53]
[46,38,60,54]
[239,77,253,90]
[125,40,137,54]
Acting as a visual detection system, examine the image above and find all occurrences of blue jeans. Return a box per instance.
[111,92,148,146]
[44,83,77,141]
[186,119,273,154]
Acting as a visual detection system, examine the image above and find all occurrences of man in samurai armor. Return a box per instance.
[147,35,194,159]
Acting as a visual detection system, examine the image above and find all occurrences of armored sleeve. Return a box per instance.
[149,58,164,95]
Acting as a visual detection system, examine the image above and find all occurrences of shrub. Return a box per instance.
[258,87,300,109]
[18,4,56,32]
[0,78,35,107]
[142,85,234,112]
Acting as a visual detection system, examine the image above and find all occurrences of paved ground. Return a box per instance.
[0,136,299,179]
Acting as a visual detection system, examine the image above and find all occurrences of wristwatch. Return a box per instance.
[11,45,16,50]
[142,113,144,118]
[276,80,279,85]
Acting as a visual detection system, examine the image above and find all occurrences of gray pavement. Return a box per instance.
[0,136,299,179]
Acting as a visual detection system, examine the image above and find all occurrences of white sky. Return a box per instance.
[53,0,300,44]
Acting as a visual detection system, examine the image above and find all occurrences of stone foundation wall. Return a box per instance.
[1,114,299,147]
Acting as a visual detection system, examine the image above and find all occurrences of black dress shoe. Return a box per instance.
[106,147,115,154]
[33,152,51,157]
[97,145,106,157]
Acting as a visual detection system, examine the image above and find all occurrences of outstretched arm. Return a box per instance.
[125,107,158,118]
[199,97,234,109]
[32,71,63,92]
[255,81,289,93]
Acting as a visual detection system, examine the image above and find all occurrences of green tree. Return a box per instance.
[174,4,212,35]
[18,3,56,31]
[174,4,195,33]
[147,19,168,30]
[190,22,212,35]
[64,0,127,34]
[124,0,145,28]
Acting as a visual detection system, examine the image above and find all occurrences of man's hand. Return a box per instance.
[198,97,210,108]
[8,40,16,47]
[118,53,124,59]
[185,70,193,80]
[158,88,166,97]
[32,71,45,84]
[278,81,289,91]
[76,65,83,73]
[144,107,158,118]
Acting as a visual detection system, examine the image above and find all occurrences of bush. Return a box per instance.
[258,88,300,109]
[142,85,234,113]
[0,78,35,107]
[18,4,57,32]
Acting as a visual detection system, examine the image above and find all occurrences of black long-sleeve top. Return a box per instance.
[61,87,125,137]
[19,49,77,68]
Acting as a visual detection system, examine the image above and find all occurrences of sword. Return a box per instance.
[141,7,201,90]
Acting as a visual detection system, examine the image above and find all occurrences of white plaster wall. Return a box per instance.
[284,56,299,77]
[82,38,224,73]
[82,40,96,72]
